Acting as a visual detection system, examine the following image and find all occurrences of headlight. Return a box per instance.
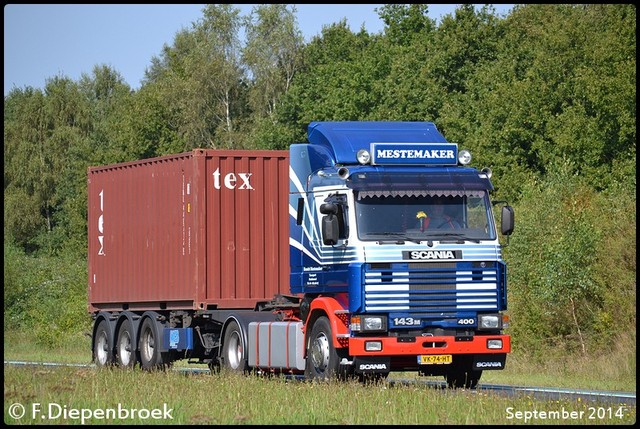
[479,314,500,329]
[351,315,387,333]
[357,149,371,165]
[364,316,384,331]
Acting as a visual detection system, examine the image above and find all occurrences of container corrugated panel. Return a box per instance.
[88,149,290,312]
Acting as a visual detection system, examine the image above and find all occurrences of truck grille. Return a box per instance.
[364,262,500,315]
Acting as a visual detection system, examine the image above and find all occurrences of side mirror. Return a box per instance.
[320,203,340,245]
[501,206,515,236]
[322,214,339,245]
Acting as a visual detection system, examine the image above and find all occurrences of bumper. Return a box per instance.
[348,334,510,356]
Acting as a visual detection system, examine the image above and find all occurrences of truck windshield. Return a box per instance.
[354,190,495,242]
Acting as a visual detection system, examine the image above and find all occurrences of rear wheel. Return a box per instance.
[94,320,114,367]
[221,320,247,373]
[116,319,136,368]
[139,318,168,370]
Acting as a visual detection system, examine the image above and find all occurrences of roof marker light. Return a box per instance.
[357,149,371,165]
[458,150,472,165]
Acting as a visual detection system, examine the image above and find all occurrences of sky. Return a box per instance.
[4,4,514,96]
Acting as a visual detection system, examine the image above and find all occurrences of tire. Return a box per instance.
[221,320,247,373]
[138,317,168,371]
[445,369,482,389]
[358,372,388,384]
[116,319,136,369]
[94,319,114,367]
[305,316,345,381]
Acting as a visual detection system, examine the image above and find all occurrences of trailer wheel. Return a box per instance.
[94,319,114,367]
[445,369,482,389]
[221,320,247,373]
[139,318,167,371]
[305,316,343,381]
[116,319,136,368]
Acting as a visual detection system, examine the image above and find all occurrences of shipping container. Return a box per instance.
[87,149,290,312]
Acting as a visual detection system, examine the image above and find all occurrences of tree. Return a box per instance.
[505,162,633,356]
[276,20,383,127]
[377,4,434,46]
[243,4,304,121]
[144,4,247,149]
[438,4,635,201]
[4,77,92,255]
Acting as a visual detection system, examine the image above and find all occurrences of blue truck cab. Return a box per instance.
[289,121,514,387]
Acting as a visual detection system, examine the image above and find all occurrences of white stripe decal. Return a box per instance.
[365,293,410,299]
[364,299,410,305]
[458,292,496,297]
[366,306,410,311]
[457,305,495,309]
[365,284,410,292]
[456,283,497,290]
[289,166,305,194]
[289,238,322,265]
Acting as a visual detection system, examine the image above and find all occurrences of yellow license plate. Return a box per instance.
[418,355,452,365]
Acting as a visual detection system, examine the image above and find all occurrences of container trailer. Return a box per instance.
[88,121,514,388]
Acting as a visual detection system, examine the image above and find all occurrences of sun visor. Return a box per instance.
[346,168,493,194]
[357,189,485,199]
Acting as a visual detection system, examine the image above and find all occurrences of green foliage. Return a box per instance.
[144,4,249,149]
[3,241,91,346]
[242,4,304,122]
[3,186,43,252]
[588,180,637,337]
[249,117,301,150]
[377,4,434,46]
[505,161,635,357]
[4,78,92,256]
[465,4,634,199]
[278,21,385,124]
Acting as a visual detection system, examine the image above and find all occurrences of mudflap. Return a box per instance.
[353,356,391,376]
[472,353,507,370]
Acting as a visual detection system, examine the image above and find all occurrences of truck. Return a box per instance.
[88,121,514,388]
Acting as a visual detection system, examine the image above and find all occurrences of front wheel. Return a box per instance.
[305,316,346,381]
[445,369,482,389]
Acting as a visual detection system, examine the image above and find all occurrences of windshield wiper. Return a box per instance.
[426,232,481,243]
[371,232,422,244]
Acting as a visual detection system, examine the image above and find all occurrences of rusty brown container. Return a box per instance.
[87,149,290,313]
